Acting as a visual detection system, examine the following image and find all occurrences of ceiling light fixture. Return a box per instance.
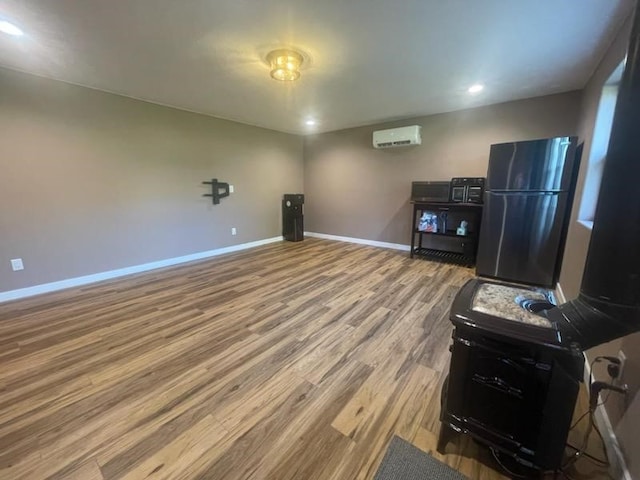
[0,20,24,37]
[305,119,316,126]
[267,49,303,82]
[468,84,484,94]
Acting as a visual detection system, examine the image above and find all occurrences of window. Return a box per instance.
[578,62,623,228]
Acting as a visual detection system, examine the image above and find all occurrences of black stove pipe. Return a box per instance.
[551,4,640,350]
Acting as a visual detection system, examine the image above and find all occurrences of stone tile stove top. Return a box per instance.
[471,283,554,329]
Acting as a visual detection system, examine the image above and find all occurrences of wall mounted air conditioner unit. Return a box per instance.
[373,125,422,149]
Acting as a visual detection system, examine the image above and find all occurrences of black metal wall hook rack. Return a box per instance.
[202,178,230,205]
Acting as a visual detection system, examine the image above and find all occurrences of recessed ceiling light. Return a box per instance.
[468,84,484,94]
[0,20,24,37]
[305,119,316,126]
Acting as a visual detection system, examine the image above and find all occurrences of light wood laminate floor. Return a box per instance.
[0,239,609,479]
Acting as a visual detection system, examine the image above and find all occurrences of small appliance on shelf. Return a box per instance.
[450,177,485,203]
[410,181,451,203]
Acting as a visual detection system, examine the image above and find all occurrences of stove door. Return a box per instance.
[447,333,551,453]
[466,354,537,441]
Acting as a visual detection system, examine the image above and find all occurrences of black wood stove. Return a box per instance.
[439,3,640,473]
[438,279,583,471]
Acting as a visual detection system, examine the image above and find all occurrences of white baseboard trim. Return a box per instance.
[583,355,632,480]
[0,236,284,303]
[304,231,411,252]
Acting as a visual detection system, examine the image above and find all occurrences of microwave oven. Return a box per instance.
[450,177,485,204]
[411,181,451,203]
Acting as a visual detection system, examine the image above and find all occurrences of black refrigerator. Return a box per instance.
[476,137,580,288]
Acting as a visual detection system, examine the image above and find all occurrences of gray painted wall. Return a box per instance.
[0,68,304,292]
[303,92,581,246]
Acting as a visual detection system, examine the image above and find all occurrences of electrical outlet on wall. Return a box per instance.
[229,185,234,193]
[10,258,24,271]
[231,227,237,236]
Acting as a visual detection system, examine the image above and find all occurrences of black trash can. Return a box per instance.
[282,194,304,242]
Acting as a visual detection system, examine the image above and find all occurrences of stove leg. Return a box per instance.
[437,374,453,454]
[437,423,455,454]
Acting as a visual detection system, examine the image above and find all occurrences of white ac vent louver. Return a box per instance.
[373,125,422,149]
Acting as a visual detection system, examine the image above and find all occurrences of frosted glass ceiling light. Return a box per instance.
[267,49,303,81]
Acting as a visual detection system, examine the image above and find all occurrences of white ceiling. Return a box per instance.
[0,0,634,134]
